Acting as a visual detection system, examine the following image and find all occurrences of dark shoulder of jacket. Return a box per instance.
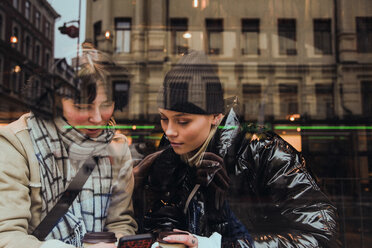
[236,123,277,157]
[244,125,322,182]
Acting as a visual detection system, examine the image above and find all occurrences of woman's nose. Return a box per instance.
[88,107,102,124]
[165,122,177,137]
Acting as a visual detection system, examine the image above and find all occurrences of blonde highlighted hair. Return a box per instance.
[181,116,223,167]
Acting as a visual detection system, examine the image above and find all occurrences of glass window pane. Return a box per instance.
[115,18,131,53]
[2,1,372,246]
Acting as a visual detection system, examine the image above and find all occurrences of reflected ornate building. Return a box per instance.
[85,0,372,246]
[0,0,59,121]
[85,0,372,122]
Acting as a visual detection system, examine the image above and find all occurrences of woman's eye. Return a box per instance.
[100,103,113,109]
[177,120,189,125]
[74,105,90,110]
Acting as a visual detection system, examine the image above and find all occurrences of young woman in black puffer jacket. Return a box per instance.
[132,50,341,248]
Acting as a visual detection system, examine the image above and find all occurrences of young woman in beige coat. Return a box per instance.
[0,49,137,248]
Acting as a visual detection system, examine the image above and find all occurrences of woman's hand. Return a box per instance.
[87,242,117,248]
[153,230,222,248]
[160,229,198,248]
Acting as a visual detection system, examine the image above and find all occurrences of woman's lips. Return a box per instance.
[85,128,102,136]
[170,142,183,148]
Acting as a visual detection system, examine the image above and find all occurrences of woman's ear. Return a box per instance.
[212,114,224,125]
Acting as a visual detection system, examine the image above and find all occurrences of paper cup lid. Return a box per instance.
[82,232,117,243]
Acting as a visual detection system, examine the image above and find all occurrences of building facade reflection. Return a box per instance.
[84,0,372,246]
[0,0,371,246]
[0,0,61,121]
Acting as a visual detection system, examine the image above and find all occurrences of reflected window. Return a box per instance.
[206,19,223,55]
[45,21,50,40]
[0,54,3,84]
[279,84,298,116]
[93,21,102,48]
[241,19,260,55]
[35,44,40,65]
[361,81,372,117]
[24,35,31,58]
[314,19,332,55]
[113,80,130,109]
[13,0,18,9]
[0,13,3,40]
[11,64,22,94]
[115,18,131,54]
[170,18,189,55]
[25,1,31,20]
[315,84,334,119]
[34,79,40,98]
[356,17,372,53]
[243,84,261,120]
[35,11,40,30]
[12,26,19,50]
[24,72,30,97]
[25,76,40,100]
[278,19,297,55]
[45,52,50,70]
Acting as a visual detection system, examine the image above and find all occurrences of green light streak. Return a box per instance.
[275,126,372,130]
[63,125,155,130]
[145,136,162,140]
[218,125,238,130]
[127,135,140,139]
[62,124,372,131]
[126,136,161,140]
[308,136,336,140]
[129,125,156,129]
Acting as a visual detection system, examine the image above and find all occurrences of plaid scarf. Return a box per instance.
[27,113,114,247]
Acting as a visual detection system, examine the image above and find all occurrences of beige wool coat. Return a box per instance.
[0,114,137,248]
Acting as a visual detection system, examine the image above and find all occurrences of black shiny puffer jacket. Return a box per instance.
[133,108,341,247]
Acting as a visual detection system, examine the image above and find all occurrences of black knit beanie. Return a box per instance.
[158,50,224,114]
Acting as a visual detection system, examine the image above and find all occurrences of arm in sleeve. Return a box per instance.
[245,136,340,248]
[0,135,74,248]
[105,139,138,238]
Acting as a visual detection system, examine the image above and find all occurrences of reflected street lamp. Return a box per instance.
[13,65,21,73]
[105,30,111,40]
[10,36,18,44]
[183,32,192,39]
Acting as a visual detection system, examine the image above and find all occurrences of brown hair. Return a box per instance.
[25,48,114,120]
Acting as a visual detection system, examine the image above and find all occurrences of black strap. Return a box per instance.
[32,157,98,240]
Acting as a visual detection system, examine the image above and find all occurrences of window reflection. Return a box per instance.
[206,18,223,55]
[278,19,297,56]
[314,19,332,55]
[25,1,30,20]
[315,84,334,119]
[170,18,189,55]
[0,12,4,40]
[361,81,372,117]
[241,19,260,55]
[356,17,372,53]
[35,11,40,30]
[93,21,102,48]
[242,84,261,120]
[115,18,131,54]
[12,0,18,9]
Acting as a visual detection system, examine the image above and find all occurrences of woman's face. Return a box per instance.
[159,108,217,155]
[62,86,114,138]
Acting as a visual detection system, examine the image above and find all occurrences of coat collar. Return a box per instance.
[208,107,242,159]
